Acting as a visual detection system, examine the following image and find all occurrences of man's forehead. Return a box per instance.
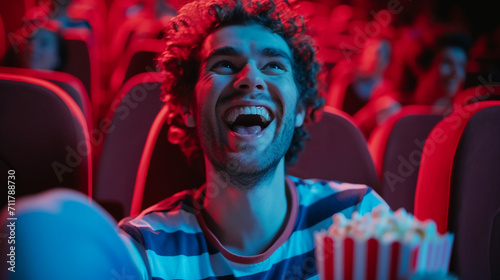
[200,24,292,60]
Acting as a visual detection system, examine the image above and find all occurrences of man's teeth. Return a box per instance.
[225,106,271,124]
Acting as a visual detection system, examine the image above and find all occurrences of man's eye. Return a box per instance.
[262,62,286,74]
[210,61,236,74]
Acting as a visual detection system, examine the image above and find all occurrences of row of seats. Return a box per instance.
[1,70,499,279]
[0,19,163,123]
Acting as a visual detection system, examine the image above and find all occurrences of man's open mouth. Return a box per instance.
[223,106,274,135]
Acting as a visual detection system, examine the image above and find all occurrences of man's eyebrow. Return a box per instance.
[261,47,292,63]
[205,46,242,62]
[204,46,292,63]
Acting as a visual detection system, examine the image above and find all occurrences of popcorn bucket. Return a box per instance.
[314,208,454,280]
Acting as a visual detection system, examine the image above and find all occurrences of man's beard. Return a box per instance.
[201,112,296,191]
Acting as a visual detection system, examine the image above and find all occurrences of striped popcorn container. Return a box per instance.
[314,232,454,280]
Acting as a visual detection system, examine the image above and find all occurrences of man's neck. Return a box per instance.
[201,159,289,256]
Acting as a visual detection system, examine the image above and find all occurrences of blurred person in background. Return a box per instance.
[412,32,471,108]
[25,26,67,71]
[1,22,67,71]
[327,37,400,138]
[354,31,471,138]
[327,37,394,116]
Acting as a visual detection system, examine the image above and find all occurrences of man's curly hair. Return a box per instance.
[159,0,324,167]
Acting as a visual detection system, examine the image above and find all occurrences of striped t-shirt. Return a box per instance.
[119,176,387,280]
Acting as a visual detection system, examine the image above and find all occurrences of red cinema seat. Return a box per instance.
[414,101,500,279]
[106,0,137,40]
[0,66,92,129]
[61,28,100,116]
[0,14,5,62]
[453,84,500,108]
[130,105,205,216]
[287,106,380,191]
[108,17,164,74]
[368,106,443,212]
[0,73,92,205]
[94,72,164,219]
[108,38,164,98]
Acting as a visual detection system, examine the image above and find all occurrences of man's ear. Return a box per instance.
[183,107,196,128]
[295,105,306,127]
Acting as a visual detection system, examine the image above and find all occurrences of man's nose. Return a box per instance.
[233,63,266,92]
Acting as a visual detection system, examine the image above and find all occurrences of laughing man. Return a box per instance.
[118,0,387,279]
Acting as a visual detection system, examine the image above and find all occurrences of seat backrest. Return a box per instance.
[368,106,443,212]
[0,73,92,206]
[414,101,500,279]
[287,106,380,191]
[106,0,134,41]
[61,28,100,108]
[0,13,5,62]
[94,72,164,219]
[109,38,164,96]
[108,17,163,73]
[122,41,163,85]
[453,84,500,108]
[130,105,205,216]
[0,66,92,128]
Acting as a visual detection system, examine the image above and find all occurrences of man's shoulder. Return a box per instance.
[118,189,207,261]
[142,189,198,214]
[119,189,201,233]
